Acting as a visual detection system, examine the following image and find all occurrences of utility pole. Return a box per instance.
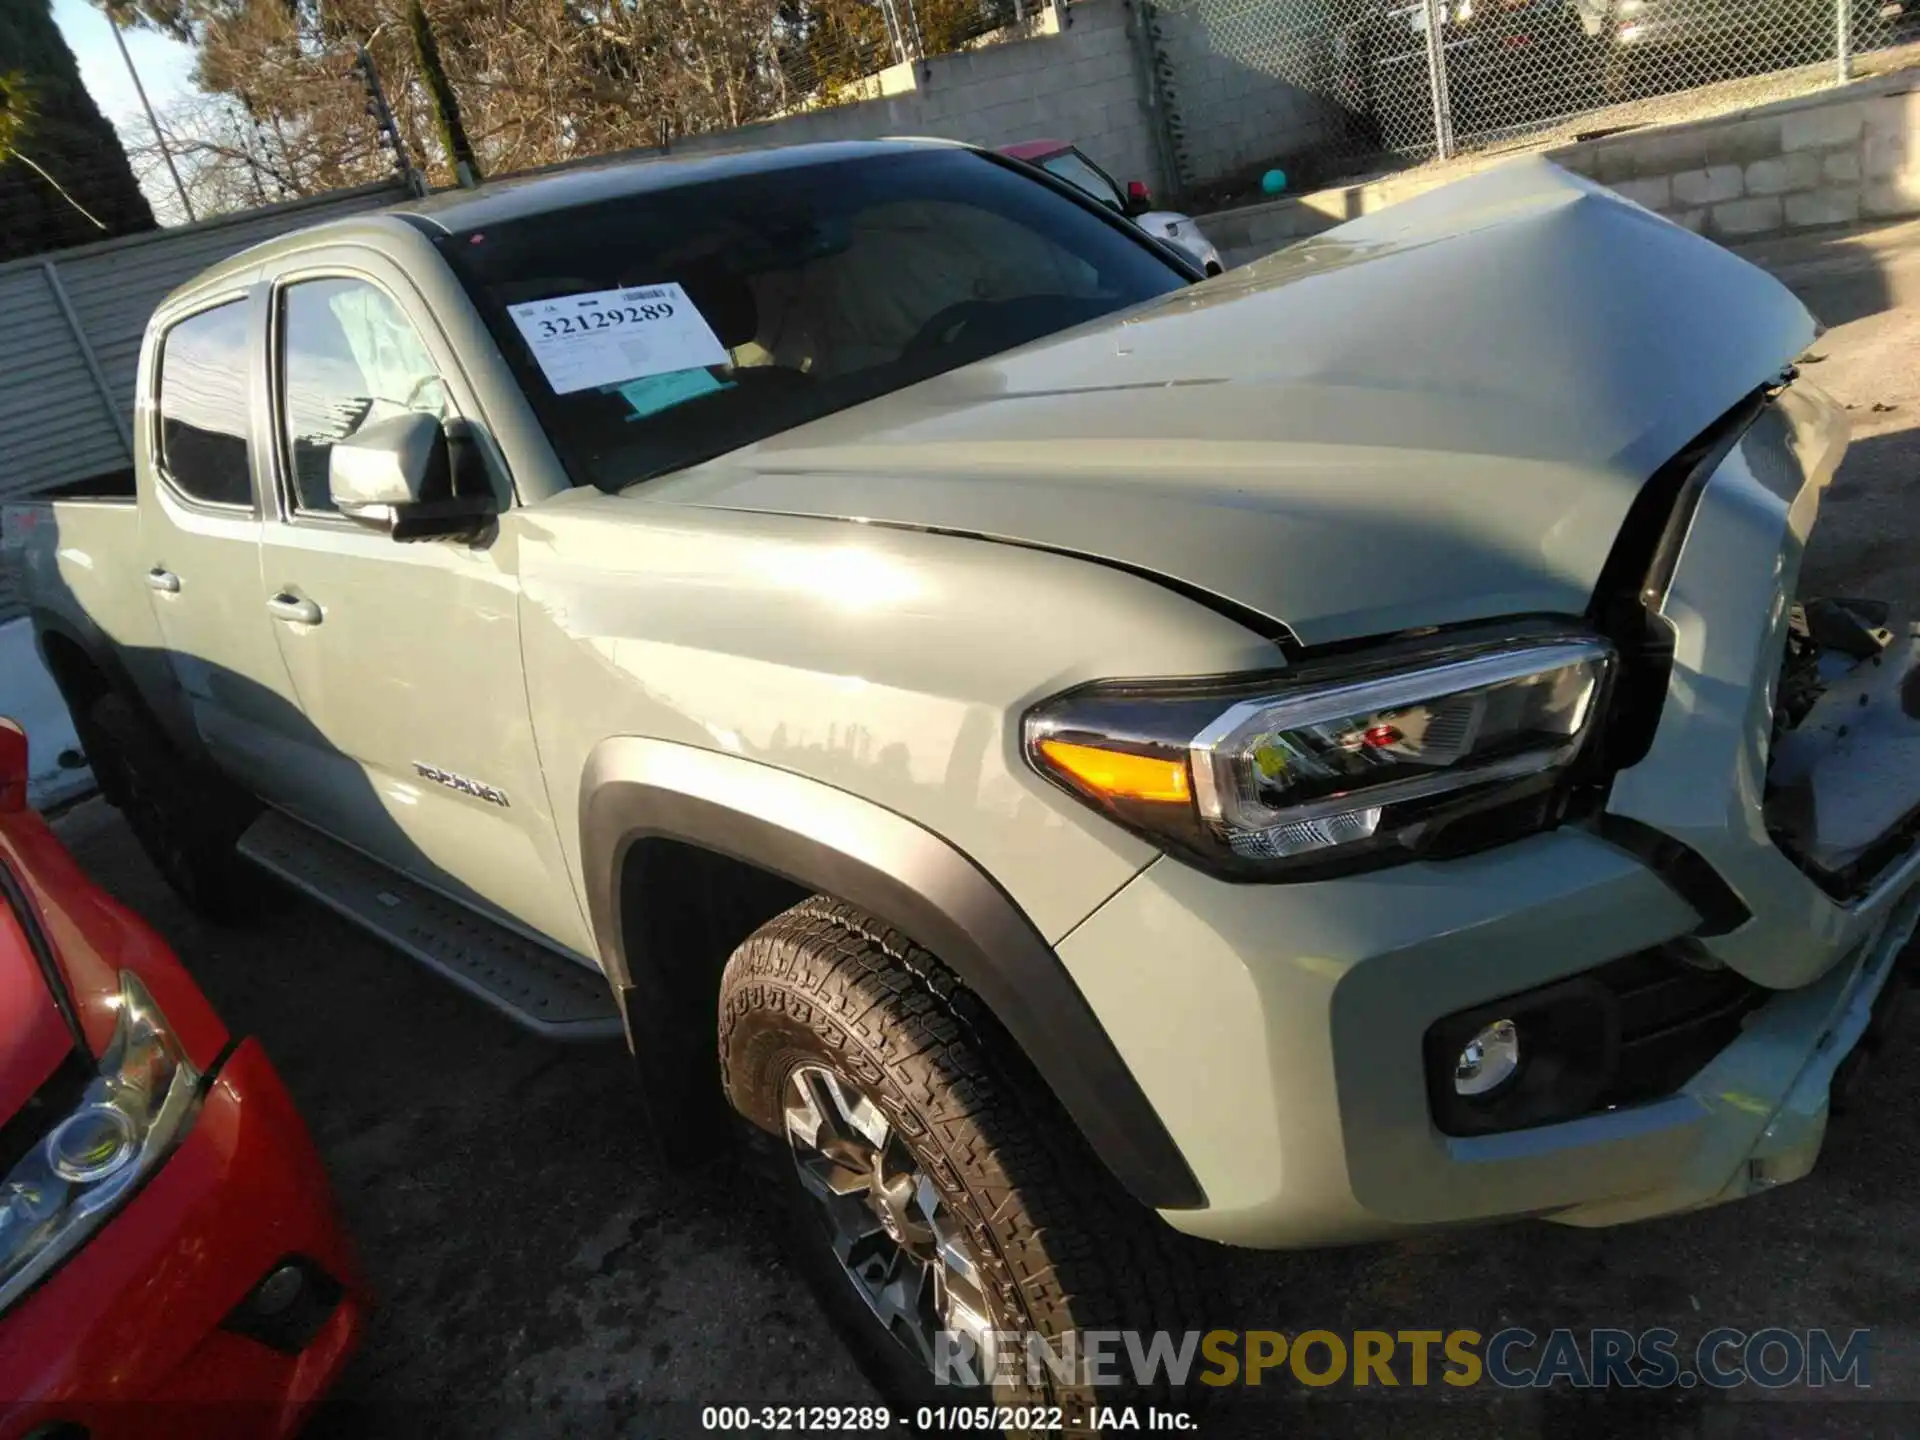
[107,17,194,222]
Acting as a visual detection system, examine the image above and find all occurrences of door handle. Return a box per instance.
[145,567,180,594]
[267,592,323,626]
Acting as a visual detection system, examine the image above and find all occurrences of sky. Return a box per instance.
[51,0,201,217]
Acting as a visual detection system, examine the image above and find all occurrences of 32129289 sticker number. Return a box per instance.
[531,300,676,338]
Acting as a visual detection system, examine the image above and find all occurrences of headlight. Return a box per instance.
[1025,631,1613,877]
[0,973,200,1313]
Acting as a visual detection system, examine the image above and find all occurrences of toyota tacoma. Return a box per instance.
[4,140,1911,1417]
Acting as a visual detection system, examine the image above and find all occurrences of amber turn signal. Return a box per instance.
[1036,738,1191,805]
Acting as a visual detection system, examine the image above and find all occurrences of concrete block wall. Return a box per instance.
[1552,71,1920,241]
[1198,67,1920,265]
[1150,0,1347,189]
[667,1,1166,196]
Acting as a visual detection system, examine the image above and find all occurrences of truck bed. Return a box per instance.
[36,468,137,502]
[2,492,167,729]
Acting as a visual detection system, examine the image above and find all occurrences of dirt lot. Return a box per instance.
[43,220,1920,1439]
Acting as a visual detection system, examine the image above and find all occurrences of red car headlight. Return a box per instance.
[0,972,200,1314]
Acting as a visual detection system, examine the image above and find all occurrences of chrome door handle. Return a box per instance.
[267,592,322,626]
[145,567,180,594]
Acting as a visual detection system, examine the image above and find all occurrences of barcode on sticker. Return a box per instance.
[621,286,672,301]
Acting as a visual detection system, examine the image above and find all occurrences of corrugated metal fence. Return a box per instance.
[0,179,412,509]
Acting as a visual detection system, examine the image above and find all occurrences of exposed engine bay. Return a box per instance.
[1766,596,1920,895]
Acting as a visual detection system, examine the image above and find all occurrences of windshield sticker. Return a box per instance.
[506,283,729,395]
[615,368,728,419]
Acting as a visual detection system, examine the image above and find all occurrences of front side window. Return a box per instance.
[278,277,449,513]
[441,148,1188,492]
[1040,149,1126,212]
[157,300,253,508]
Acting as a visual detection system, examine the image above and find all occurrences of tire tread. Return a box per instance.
[719,897,1212,1415]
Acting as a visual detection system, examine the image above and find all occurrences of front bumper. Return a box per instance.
[0,1039,364,1440]
[1059,837,1912,1246]
[1058,381,1917,1248]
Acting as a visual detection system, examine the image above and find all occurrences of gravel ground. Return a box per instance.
[42,220,1920,1439]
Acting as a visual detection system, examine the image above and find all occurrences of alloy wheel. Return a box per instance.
[783,1064,996,1374]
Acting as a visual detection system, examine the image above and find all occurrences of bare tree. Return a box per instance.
[124,90,296,221]
[113,0,990,205]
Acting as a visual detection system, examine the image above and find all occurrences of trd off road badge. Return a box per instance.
[413,762,510,808]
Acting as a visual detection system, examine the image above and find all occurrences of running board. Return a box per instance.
[237,810,624,1043]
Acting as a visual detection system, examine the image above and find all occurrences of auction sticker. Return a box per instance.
[506,283,729,394]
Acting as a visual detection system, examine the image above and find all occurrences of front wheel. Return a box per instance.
[718,897,1210,1425]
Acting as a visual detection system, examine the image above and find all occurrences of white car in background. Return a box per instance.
[1000,138,1225,274]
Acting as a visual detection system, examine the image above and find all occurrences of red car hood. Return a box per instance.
[0,807,228,1095]
[0,897,76,1121]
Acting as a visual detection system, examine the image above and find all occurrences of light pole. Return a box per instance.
[106,15,195,222]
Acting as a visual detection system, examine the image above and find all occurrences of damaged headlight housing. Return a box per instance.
[1025,633,1614,877]
[0,973,200,1313]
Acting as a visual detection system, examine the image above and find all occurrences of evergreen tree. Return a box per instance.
[0,0,155,261]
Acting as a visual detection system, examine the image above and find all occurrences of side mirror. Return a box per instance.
[1125,180,1154,216]
[330,412,497,543]
[0,718,27,814]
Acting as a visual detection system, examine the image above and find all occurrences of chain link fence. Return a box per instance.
[1149,0,1920,196]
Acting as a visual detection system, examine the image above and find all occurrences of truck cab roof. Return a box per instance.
[167,138,975,309]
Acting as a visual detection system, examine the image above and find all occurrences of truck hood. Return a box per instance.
[648,158,1816,647]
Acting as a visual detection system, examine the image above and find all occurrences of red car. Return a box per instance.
[0,717,363,1438]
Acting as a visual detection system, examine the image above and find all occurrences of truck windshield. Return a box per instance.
[437,148,1190,492]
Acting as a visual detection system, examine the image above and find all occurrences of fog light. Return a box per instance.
[1454,1019,1520,1096]
[223,1258,345,1355]
[46,1105,137,1184]
[252,1264,306,1317]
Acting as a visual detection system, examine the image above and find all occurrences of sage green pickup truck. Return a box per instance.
[5,139,1912,1412]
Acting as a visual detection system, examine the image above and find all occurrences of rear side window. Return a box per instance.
[157,300,253,508]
